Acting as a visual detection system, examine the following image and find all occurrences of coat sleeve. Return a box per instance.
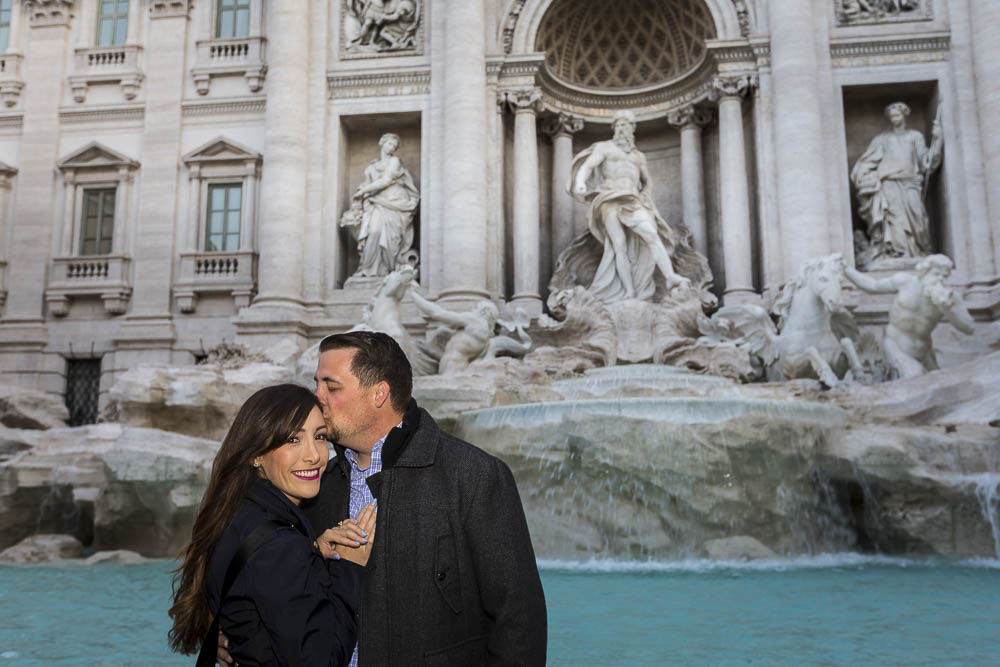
[245,531,364,667]
[463,456,548,666]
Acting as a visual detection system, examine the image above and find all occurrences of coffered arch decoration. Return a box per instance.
[502,0,743,57]
[535,0,717,90]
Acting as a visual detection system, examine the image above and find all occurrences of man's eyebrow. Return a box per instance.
[317,375,342,384]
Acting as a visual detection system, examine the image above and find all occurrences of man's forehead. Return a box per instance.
[316,348,357,379]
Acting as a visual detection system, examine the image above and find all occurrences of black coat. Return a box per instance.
[206,477,364,667]
[302,401,547,667]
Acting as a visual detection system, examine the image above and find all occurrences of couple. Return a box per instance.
[169,331,547,666]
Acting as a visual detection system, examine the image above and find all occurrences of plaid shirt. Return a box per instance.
[342,424,400,667]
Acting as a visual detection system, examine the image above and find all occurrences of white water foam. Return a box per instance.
[537,552,1000,573]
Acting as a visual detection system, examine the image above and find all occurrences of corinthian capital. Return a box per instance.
[667,105,713,130]
[710,74,758,102]
[150,0,193,18]
[541,112,584,138]
[25,0,75,27]
[502,87,542,115]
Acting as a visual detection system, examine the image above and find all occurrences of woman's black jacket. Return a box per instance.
[205,477,363,666]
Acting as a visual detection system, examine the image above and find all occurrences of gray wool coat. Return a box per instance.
[302,401,547,667]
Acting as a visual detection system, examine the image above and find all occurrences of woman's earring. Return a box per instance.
[252,460,261,468]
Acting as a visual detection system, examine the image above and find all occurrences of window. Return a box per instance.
[65,358,102,426]
[216,0,250,39]
[96,0,129,47]
[206,183,242,251]
[0,0,11,52]
[80,188,116,256]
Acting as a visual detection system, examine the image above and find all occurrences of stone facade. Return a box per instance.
[0,0,998,406]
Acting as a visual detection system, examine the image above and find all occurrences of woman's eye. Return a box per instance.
[287,436,300,444]
[316,433,328,441]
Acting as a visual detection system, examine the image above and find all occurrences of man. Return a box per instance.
[843,254,974,379]
[222,331,546,665]
[850,101,943,265]
[570,109,690,302]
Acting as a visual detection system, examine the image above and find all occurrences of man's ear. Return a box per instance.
[372,380,390,409]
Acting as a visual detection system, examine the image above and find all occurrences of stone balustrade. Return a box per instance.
[68,45,143,103]
[174,250,257,313]
[192,36,267,95]
[45,255,132,317]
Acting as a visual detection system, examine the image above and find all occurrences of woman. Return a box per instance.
[169,384,375,666]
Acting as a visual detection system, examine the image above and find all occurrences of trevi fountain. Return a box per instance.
[0,0,998,663]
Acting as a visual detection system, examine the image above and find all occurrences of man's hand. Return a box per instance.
[216,630,232,666]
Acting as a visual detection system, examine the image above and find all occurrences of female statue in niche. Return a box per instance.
[850,101,943,268]
[340,132,420,278]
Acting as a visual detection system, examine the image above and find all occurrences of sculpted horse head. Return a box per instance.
[772,254,846,333]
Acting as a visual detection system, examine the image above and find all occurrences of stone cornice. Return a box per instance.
[150,0,193,19]
[327,66,431,99]
[25,0,75,27]
[181,97,266,116]
[829,32,950,67]
[0,113,23,129]
[59,104,145,124]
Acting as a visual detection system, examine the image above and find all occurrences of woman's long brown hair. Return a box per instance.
[168,384,321,654]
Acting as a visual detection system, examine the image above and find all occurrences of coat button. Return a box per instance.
[436,571,447,581]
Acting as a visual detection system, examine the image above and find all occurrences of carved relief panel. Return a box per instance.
[836,0,932,26]
[341,0,423,59]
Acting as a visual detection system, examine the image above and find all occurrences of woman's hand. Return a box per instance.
[316,502,376,566]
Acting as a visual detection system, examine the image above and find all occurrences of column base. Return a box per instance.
[437,287,493,310]
[509,294,542,317]
[722,288,760,306]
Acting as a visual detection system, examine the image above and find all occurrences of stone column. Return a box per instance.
[253,1,309,309]
[666,105,712,258]
[119,0,190,337]
[712,74,756,304]
[439,0,489,303]
[768,1,830,278]
[505,88,542,315]
[543,112,584,271]
[3,2,73,321]
[969,0,1000,278]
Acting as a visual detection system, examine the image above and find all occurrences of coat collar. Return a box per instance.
[330,399,436,473]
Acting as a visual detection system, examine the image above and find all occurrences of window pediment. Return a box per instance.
[57,142,139,172]
[183,136,262,165]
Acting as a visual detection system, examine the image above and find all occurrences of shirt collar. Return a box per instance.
[343,420,403,470]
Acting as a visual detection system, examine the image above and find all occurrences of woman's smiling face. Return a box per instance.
[256,406,329,505]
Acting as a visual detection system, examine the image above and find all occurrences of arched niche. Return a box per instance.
[503,0,745,58]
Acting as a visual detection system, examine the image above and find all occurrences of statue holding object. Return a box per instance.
[851,102,943,268]
[340,133,420,279]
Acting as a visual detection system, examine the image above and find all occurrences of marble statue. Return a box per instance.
[841,0,919,21]
[707,254,864,386]
[568,109,690,301]
[843,254,974,379]
[345,0,420,51]
[409,291,500,375]
[353,265,436,376]
[851,102,943,267]
[340,133,420,278]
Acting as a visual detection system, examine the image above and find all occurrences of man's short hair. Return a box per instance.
[319,331,413,412]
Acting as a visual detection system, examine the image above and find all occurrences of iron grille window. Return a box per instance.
[206,183,242,251]
[65,359,101,427]
[216,0,250,38]
[0,0,11,52]
[96,0,129,47]
[80,188,116,255]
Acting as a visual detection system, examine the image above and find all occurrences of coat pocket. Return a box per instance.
[434,533,462,614]
[424,633,488,667]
